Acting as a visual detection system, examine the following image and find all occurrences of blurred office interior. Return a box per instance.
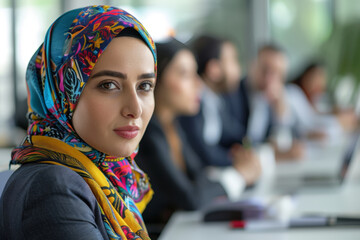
[1,0,360,146]
[2,1,360,239]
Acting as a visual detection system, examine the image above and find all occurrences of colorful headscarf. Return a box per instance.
[11,5,156,239]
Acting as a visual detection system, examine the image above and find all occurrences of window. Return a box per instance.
[0,0,60,147]
[270,0,333,76]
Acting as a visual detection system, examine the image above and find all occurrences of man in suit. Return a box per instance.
[180,35,261,186]
[226,44,304,160]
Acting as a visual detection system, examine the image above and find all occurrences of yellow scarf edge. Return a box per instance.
[30,135,151,238]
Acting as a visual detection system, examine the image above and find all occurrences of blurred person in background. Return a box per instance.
[137,38,252,237]
[287,62,358,140]
[227,44,304,161]
[179,35,261,185]
[293,62,328,109]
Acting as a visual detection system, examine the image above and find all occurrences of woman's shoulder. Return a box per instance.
[13,163,83,183]
[1,164,108,240]
[285,83,309,104]
[5,163,92,200]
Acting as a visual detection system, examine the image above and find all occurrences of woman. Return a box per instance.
[287,62,349,140]
[136,39,243,233]
[292,62,327,108]
[0,6,156,239]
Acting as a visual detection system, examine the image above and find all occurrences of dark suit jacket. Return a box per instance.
[136,116,227,224]
[179,84,247,167]
[224,78,273,144]
[223,78,251,135]
[0,163,108,240]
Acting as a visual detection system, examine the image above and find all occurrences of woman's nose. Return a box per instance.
[121,89,142,119]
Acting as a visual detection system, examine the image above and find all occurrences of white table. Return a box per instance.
[159,139,360,240]
[160,183,360,240]
[159,208,360,240]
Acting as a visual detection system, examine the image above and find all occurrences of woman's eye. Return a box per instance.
[138,81,154,92]
[99,82,118,90]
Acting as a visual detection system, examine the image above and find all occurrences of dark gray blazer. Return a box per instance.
[137,116,227,224]
[0,163,109,240]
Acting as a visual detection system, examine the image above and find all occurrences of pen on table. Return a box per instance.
[230,215,360,231]
[230,220,288,231]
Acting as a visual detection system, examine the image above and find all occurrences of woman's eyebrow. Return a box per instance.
[91,70,127,79]
[138,72,155,80]
[91,70,155,80]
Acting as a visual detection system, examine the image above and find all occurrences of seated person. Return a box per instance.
[288,62,357,140]
[179,35,262,178]
[136,38,257,233]
[292,62,328,108]
[226,44,304,160]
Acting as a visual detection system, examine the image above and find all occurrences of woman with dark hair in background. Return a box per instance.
[288,62,357,140]
[137,38,248,237]
[292,62,328,109]
[0,6,157,239]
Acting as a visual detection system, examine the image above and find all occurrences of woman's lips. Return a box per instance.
[114,126,139,139]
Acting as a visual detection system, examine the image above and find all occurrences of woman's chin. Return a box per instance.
[103,147,137,158]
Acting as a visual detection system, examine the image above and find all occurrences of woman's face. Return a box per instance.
[219,42,241,92]
[72,37,155,157]
[156,50,201,115]
[302,67,327,101]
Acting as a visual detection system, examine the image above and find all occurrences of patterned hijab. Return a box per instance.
[11,5,156,239]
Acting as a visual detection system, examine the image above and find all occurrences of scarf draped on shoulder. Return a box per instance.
[11,5,156,240]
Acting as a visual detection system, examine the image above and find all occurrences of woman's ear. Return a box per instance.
[204,59,222,83]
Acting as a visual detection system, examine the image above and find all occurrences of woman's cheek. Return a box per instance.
[141,94,155,124]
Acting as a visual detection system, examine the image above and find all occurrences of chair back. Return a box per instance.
[0,170,14,197]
